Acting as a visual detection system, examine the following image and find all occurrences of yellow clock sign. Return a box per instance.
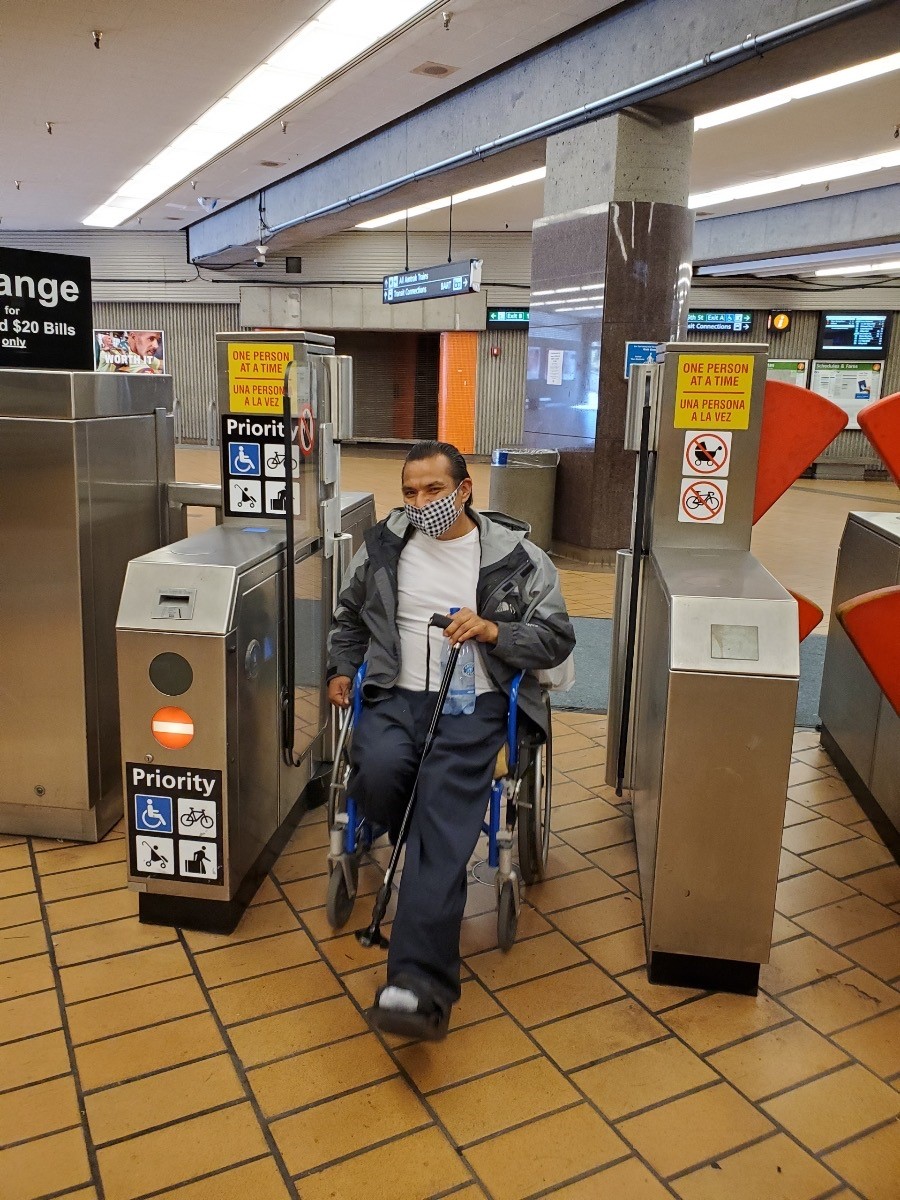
[227,342,293,413]
[674,354,754,430]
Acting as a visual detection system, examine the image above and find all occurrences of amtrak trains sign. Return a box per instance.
[383,259,482,304]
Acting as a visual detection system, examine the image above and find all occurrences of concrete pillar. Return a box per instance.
[525,109,695,562]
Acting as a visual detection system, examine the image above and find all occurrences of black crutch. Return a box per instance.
[356,613,460,949]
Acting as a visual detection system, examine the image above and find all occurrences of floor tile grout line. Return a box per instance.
[0,1120,84,1154]
[87,1096,248,1152]
[269,871,500,1200]
[259,1069,401,1126]
[751,1059,862,1107]
[521,1155,649,1200]
[79,1046,229,1098]
[25,838,106,1200]
[664,1129,818,1185]
[815,1112,900,1160]
[171,926,302,1200]
[0,1069,72,1099]
[111,1153,273,1200]
[456,1098,586,1153]
[600,1077,724,1127]
[286,1117,434,1183]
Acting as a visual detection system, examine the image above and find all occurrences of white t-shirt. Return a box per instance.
[396,527,496,694]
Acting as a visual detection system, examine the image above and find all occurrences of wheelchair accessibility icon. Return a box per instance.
[228,443,261,477]
[135,793,173,834]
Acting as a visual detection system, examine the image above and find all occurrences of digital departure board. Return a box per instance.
[383,260,482,305]
[687,310,753,333]
[816,312,892,361]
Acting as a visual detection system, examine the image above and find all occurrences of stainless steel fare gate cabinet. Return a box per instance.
[117,331,357,931]
[0,369,177,841]
[607,344,799,994]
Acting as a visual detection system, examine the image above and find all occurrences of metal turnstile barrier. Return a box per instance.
[0,370,178,840]
[819,511,900,858]
[607,343,800,993]
[117,332,372,931]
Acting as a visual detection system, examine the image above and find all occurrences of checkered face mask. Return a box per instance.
[405,484,464,538]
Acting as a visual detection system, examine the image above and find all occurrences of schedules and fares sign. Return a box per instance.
[0,246,93,370]
[674,354,754,430]
[383,259,482,305]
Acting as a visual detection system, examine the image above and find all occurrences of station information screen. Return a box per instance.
[816,312,892,361]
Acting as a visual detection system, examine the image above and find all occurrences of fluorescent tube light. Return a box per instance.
[355,167,547,229]
[690,148,900,209]
[815,259,900,276]
[695,51,900,130]
[84,0,435,227]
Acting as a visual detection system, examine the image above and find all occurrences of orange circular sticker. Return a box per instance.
[151,706,194,750]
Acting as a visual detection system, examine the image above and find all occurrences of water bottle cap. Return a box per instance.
[449,606,460,614]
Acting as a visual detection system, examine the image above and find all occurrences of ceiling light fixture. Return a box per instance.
[83,0,436,228]
[355,166,547,229]
[815,258,900,276]
[695,51,900,130]
[689,148,900,209]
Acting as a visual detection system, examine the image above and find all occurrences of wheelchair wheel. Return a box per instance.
[326,857,359,929]
[497,878,518,952]
[517,692,552,885]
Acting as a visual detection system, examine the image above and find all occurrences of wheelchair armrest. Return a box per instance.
[352,662,367,724]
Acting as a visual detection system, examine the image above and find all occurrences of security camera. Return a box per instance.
[254,244,267,267]
[197,196,219,213]
[442,9,453,30]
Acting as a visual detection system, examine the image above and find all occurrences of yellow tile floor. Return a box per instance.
[1,717,898,1200]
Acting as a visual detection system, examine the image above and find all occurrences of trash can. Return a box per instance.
[488,448,559,550]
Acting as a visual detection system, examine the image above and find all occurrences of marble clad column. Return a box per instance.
[524,110,694,561]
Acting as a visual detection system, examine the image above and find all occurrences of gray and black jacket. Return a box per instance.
[326,507,575,736]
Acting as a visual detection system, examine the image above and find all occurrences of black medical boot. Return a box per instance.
[368,981,450,1042]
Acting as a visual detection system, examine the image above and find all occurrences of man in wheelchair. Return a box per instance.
[326,440,575,1041]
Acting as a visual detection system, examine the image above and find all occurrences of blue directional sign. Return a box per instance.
[624,341,659,380]
[135,793,173,834]
[228,442,261,477]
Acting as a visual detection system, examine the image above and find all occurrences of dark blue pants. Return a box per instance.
[349,687,508,1015]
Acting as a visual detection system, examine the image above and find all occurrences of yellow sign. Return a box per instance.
[674,354,754,430]
[227,342,294,413]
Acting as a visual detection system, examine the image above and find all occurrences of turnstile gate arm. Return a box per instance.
[615,375,653,796]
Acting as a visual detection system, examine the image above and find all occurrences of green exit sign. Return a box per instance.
[487,307,529,328]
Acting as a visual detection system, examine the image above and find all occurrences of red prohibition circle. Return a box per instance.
[298,405,315,457]
[681,480,724,521]
[685,433,729,475]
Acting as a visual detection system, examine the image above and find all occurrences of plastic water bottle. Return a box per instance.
[441,608,476,715]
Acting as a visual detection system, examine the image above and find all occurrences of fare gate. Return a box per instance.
[607,342,800,993]
[117,331,366,931]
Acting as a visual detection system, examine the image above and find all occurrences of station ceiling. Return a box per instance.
[2,0,899,275]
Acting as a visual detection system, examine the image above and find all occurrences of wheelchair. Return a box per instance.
[325,664,552,951]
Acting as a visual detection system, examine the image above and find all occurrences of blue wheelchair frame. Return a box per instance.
[338,662,526,869]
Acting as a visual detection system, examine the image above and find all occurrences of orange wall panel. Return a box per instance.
[439,332,477,454]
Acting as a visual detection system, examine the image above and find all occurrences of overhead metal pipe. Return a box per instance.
[253,0,887,243]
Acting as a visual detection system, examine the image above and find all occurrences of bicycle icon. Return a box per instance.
[180,806,214,831]
[267,450,287,471]
[685,488,721,513]
[680,479,727,523]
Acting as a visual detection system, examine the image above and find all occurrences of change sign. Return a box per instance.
[0,246,93,370]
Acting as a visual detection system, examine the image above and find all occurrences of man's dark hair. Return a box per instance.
[403,440,474,511]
